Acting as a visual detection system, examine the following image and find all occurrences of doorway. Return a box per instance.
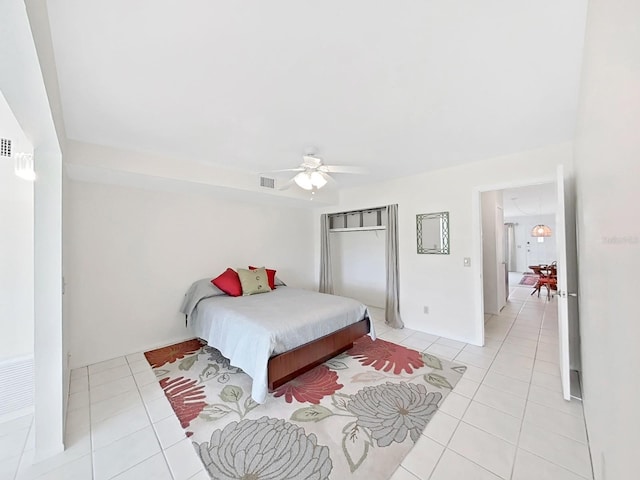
[479,183,558,316]
[472,175,557,340]
[502,183,558,293]
[473,172,581,401]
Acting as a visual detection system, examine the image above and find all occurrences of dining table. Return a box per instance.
[528,264,552,276]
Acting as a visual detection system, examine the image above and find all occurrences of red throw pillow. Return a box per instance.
[249,266,276,290]
[211,268,242,297]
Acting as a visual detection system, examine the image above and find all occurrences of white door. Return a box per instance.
[555,165,580,400]
[496,206,506,310]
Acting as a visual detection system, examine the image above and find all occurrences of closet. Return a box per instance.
[328,207,386,308]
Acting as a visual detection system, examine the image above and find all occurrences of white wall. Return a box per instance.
[33,148,64,458]
[504,214,557,271]
[64,179,316,368]
[0,92,34,361]
[330,229,386,308]
[315,143,572,345]
[573,0,640,478]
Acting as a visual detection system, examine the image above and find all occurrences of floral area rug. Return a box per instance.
[145,336,466,480]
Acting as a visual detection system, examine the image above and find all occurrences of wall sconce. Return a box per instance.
[14,153,35,181]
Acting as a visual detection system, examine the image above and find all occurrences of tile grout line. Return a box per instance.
[506,296,545,480]
[393,465,421,480]
[434,296,544,478]
[85,358,171,480]
[509,294,593,478]
[424,302,524,480]
[579,386,597,479]
[519,302,594,479]
[131,356,177,480]
[11,416,35,480]
[86,366,96,480]
[507,295,590,479]
[429,292,593,480]
[457,302,525,480]
[106,354,176,480]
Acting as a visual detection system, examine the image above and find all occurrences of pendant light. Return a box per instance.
[531,224,552,237]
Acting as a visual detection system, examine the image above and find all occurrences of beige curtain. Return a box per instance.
[505,223,517,271]
[385,204,404,328]
[319,214,334,294]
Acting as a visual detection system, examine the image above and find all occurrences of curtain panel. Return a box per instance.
[385,204,404,328]
[319,213,334,294]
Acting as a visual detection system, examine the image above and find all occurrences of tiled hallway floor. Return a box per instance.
[390,286,593,480]
[1,285,592,480]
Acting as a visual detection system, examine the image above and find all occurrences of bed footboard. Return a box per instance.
[267,317,370,391]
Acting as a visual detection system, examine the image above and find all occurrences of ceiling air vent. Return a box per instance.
[259,176,275,189]
[0,138,11,158]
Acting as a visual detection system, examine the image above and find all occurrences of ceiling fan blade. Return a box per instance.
[278,177,296,191]
[319,171,338,188]
[264,168,304,174]
[321,165,368,175]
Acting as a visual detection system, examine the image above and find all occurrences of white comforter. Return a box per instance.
[189,287,374,403]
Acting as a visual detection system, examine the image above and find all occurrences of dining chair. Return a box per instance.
[528,264,547,297]
[536,262,557,300]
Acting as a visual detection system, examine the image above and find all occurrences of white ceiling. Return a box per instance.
[46,1,588,187]
[502,183,557,218]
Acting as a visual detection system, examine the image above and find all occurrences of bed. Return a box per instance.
[181,280,374,403]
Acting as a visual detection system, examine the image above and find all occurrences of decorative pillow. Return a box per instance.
[211,268,242,297]
[238,267,272,296]
[249,265,277,290]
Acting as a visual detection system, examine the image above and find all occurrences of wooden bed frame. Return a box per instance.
[267,316,371,391]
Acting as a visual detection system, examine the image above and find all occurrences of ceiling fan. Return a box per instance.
[267,154,367,191]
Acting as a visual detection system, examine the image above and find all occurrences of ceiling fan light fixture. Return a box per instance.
[309,171,327,189]
[294,171,328,190]
[294,172,313,190]
[273,152,365,191]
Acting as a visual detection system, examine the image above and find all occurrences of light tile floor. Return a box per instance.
[0,284,592,480]
[389,285,593,480]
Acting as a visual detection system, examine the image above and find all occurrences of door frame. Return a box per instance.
[472,175,556,345]
[496,204,507,312]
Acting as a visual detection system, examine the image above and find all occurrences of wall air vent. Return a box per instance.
[0,138,11,157]
[259,176,275,189]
